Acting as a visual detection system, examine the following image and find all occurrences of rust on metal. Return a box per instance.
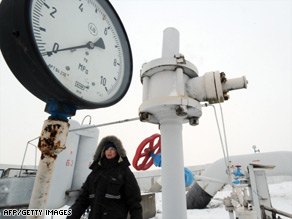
[38,120,69,160]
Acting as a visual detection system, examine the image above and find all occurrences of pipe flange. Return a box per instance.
[139,96,202,125]
[140,57,198,82]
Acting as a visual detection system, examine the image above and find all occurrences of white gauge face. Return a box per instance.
[30,0,129,103]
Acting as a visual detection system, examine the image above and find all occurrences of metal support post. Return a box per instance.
[160,118,187,219]
[160,28,187,219]
[162,27,179,58]
[28,119,70,219]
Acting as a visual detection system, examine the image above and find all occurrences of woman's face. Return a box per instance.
[105,147,117,159]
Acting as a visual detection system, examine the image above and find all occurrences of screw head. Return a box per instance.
[189,117,199,126]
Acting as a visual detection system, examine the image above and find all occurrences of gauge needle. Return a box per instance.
[47,38,105,56]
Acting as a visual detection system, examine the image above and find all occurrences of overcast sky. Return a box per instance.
[0,0,291,170]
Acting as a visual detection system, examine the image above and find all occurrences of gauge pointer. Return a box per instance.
[94,38,105,50]
[47,38,105,56]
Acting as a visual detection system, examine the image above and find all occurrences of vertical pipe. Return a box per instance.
[161,27,187,218]
[160,119,187,219]
[28,156,57,218]
[28,119,69,219]
[19,143,29,177]
[162,27,179,58]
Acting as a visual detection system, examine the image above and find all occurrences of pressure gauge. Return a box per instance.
[0,0,132,109]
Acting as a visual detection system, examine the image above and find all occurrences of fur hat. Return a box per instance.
[93,135,127,162]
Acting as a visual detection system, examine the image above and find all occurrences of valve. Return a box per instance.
[233,165,244,184]
[234,165,243,177]
[186,71,248,104]
[132,134,161,171]
[133,134,195,187]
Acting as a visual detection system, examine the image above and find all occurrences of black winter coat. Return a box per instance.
[67,136,142,219]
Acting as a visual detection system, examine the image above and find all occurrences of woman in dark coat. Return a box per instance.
[67,136,143,219]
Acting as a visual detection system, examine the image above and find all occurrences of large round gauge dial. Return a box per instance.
[0,0,132,109]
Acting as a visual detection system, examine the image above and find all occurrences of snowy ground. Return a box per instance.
[152,181,292,219]
[44,181,292,219]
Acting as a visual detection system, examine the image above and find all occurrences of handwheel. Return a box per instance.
[133,134,161,170]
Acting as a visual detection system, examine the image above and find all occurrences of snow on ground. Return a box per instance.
[45,181,292,219]
[152,181,292,219]
[269,181,292,218]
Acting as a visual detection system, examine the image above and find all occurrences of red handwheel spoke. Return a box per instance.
[140,152,149,157]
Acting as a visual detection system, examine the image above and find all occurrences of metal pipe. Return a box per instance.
[194,175,226,184]
[162,27,179,58]
[19,143,29,177]
[19,137,39,177]
[25,117,139,138]
[160,27,187,219]
[81,115,92,125]
[261,205,292,218]
[160,120,187,219]
[218,103,233,186]
[28,156,57,218]
[223,76,248,93]
[69,117,139,132]
[28,119,70,219]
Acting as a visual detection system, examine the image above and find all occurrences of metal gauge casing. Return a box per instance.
[0,0,132,109]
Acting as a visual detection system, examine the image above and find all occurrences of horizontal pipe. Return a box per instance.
[187,151,292,209]
[223,76,248,93]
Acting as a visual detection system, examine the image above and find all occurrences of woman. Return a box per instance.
[68,136,143,219]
